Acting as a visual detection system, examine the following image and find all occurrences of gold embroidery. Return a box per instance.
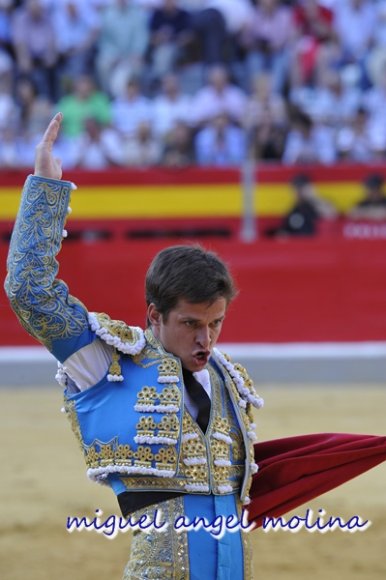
[108,348,122,378]
[120,476,187,491]
[235,498,254,580]
[159,385,181,406]
[158,415,179,439]
[135,385,181,410]
[93,312,141,346]
[64,399,84,454]
[123,496,189,580]
[5,176,89,351]
[115,444,134,463]
[136,386,158,406]
[136,416,157,437]
[134,445,154,467]
[207,366,246,494]
[183,437,206,458]
[182,464,207,481]
[158,358,180,378]
[212,416,232,437]
[211,439,230,461]
[154,447,178,471]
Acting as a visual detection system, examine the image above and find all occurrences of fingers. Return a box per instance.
[39,112,63,148]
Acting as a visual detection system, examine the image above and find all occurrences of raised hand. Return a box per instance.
[34,112,63,180]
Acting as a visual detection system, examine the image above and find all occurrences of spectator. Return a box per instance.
[110,76,152,137]
[122,121,163,167]
[52,1,100,90]
[348,173,386,220]
[186,1,255,70]
[0,72,16,129]
[0,1,13,79]
[194,112,246,166]
[0,123,21,169]
[14,76,53,136]
[95,0,149,97]
[56,74,111,138]
[146,0,194,87]
[291,0,334,86]
[182,1,228,67]
[191,64,247,127]
[336,107,384,163]
[241,0,296,94]
[152,72,192,136]
[161,120,195,167]
[249,117,288,162]
[71,117,125,169]
[362,61,386,148]
[243,72,288,161]
[11,0,59,102]
[266,173,337,237]
[282,109,336,165]
[366,1,386,87]
[333,0,377,88]
[289,68,362,127]
[244,72,288,129]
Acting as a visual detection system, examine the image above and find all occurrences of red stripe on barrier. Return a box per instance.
[1,164,386,187]
[2,237,386,346]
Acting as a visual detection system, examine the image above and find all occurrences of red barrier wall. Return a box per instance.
[2,238,386,346]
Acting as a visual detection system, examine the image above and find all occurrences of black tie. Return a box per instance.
[182,368,211,433]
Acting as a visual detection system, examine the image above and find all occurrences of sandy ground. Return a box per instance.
[1,385,385,580]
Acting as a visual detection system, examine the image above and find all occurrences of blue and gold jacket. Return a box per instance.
[4,175,264,505]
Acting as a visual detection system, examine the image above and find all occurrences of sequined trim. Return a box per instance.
[236,499,254,580]
[63,399,84,454]
[213,348,264,409]
[88,312,145,357]
[123,496,189,580]
[84,440,178,483]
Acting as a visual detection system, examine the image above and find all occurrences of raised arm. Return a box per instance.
[4,114,91,362]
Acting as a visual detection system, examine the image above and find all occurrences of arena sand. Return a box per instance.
[1,385,385,580]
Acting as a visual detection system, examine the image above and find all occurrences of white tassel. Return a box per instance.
[107,374,124,382]
[182,432,199,443]
[157,376,179,384]
[250,462,259,474]
[218,484,233,493]
[185,483,210,492]
[214,459,232,467]
[134,435,177,445]
[87,464,176,483]
[212,431,233,445]
[183,457,207,466]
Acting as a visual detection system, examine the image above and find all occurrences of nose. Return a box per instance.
[196,326,211,350]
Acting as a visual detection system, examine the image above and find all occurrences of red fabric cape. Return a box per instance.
[248,433,386,528]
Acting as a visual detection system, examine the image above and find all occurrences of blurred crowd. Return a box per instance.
[2,0,386,169]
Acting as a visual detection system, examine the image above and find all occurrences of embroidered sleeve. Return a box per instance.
[4,175,89,354]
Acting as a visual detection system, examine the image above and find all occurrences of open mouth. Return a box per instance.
[193,351,210,365]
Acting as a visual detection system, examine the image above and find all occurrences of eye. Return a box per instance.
[184,320,195,328]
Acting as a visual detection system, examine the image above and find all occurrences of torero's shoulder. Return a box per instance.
[88,312,146,356]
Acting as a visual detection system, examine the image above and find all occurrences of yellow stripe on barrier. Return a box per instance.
[0,183,364,220]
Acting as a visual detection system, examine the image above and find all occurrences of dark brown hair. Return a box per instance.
[145,245,237,319]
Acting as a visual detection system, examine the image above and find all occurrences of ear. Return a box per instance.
[147,303,162,329]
